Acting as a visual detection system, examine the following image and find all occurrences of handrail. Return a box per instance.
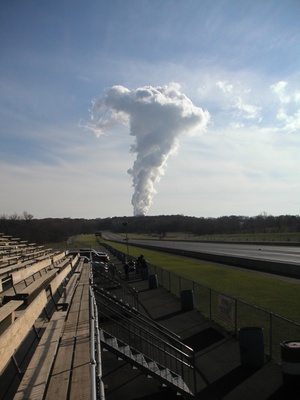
[89,286,97,400]
[92,266,138,309]
[95,295,196,394]
[89,286,105,400]
[95,292,195,362]
[94,296,105,400]
[93,285,182,343]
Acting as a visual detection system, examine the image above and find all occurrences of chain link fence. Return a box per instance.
[149,263,300,363]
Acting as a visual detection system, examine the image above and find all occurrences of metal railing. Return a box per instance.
[93,285,181,342]
[89,286,105,400]
[92,264,139,309]
[94,289,197,396]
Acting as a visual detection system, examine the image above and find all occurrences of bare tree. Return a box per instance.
[23,211,34,220]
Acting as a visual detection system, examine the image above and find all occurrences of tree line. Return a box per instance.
[1,212,300,245]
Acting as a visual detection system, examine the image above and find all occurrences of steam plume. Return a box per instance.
[89,83,210,216]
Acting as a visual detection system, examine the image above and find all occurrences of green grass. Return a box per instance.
[45,234,99,250]
[68,234,99,248]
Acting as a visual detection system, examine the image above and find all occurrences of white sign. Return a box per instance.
[218,294,233,323]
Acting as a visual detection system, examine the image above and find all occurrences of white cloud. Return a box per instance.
[233,96,261,120]
[149,123,300,217]
[216,80,233,94]
[295,91,300,103]
[267,81,300,132]
[270,81,290,104]
[210,77,263,125]
[276,108,300,132]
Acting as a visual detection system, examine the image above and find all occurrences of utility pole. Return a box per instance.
[122,221,129,256]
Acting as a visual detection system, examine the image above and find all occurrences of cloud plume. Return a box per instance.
[88,83,210,216]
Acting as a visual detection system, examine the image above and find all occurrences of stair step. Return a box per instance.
[158,368,172,381]
[147,361,160,377]
[131,352,147,368]
[99,326,194,397]
[118,345,132,357]
[106,337,118,348]
[170,375,193,394]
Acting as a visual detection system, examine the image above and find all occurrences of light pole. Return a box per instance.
[122,221,129,256]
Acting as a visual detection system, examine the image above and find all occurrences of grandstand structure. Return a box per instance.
[1,232,297,400]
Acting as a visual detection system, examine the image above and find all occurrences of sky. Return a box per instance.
[1,0,300,219]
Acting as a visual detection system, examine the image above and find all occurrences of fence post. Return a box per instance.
[269,312,273,359]
[209,288,212,319]
[235,298,238,336]
[193,352,197,396]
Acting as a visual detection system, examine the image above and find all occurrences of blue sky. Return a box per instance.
[1,0,300,219]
